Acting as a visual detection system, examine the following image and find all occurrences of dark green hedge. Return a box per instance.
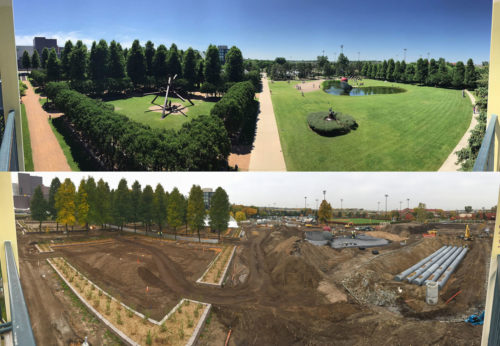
[307,112,358,136]
[46,82,230,170]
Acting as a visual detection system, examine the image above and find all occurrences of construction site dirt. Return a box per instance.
[17,222,490,345]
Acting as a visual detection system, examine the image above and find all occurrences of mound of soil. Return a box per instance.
[270,255,322,288]
[137,266,163,288]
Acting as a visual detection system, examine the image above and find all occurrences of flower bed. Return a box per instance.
[48,257,211,346]
[196,245,236,286]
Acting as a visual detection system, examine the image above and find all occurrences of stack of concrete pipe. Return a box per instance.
[394,245,468,289]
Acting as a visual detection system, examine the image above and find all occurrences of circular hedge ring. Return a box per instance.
[307,111,358,137]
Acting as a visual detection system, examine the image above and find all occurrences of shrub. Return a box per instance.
[307,111,358,137]
[146,330,152,346]
[160,322,167,333]
[187,319,194,328]
[30,69,47,87]
[127,308,134,318]
[116,312,123,325]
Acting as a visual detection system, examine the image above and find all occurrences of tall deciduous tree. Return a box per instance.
[318,200,333,223]
[30,186,47,231]
[46,48,61,81]
[204,44,221,86]
[166,43,182,78]
[95,179,111,227]
[113,178,131,230]
[153,184,167,233]
[209,187,230,240]
[141,185,154,233]
[464,58,477,89]
[126,40,146,86]
[60,40,73,78]
[89,39,110,80]
[167,187,184,240]
[183,48,197,89]
[187,185,205,242]
[145,40,155,76]
[55,178,76,233]
[225,46,244,82]
[21,51,31,70]
[69,41,88,81]
[31,50,40,69]
[75,180,90,229]
[41,47,49,69]
[109,41,126,78]
[85,177,98,226]
[153,44,168,84]
[130,180,142,232]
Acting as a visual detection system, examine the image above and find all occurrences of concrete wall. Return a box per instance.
[0,0,24,170]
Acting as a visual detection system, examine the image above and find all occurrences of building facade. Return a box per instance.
[218,45,229,64]
[202,188,214,209]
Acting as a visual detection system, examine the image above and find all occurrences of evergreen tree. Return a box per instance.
[464,58,477,89]
[209,187,230,240]
[438,58,451,87]
[130,180,142,232]
[360,62,368,76]
[196,60,205,88]
[60,40,74,78]
[126,40,146,86]
[414,58,428,84]
[183,47,197,89]
[55,178,76,233]
[380,60,388,79]
[46,48,61,81]
[452,61,465,89]
[75,180,90,229]
[166,43,182,78]
[141,185,154,233]
[204,44,221,86]
[393,61,402,82]
[427,58,439,85]
[153,184,167,232]
[386,59,395,81]
[31,50,40,69]
[152,44,168,83]
[145,40,155,76]
[21,51,31,69]
[400,60,407,82]
[95,179,111,227]
[89,39,109,80]
[30,186,47,231]
[187,185,205,242]
[167,187,184,240]
[48,177,61,221]
[69,41,88,80]
[84,177,98,226]
[41,47,49,69]
[109,41,126,78]
[225,46,244,82]
[405,63,416,82]
[336,53,349,76]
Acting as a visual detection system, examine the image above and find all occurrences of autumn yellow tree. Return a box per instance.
[318,200,333,223]
[55,178,76,233]
[75,179,90,230]
[235,211,246,222]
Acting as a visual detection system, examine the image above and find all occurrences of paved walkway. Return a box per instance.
[438,90,478,172]
[22,80,71,171]
[248,75,287,171]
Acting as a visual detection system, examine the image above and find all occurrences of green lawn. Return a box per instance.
[106,95,216,131]
[47,119,80,171]
[269,79,472,171]
[331,218,388,225]
[20,104,34,171]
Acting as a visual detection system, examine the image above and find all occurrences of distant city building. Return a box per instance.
[16,36,61,67]
[217,45,229,64]
[13,173,48,211]
[202,188,214,209]
[16,45,34,66]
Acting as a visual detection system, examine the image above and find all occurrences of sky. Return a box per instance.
[13,0,492,63]
[11,172,500,211]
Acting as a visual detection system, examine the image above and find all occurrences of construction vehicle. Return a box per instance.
[427,229,438,236]
[344,222,354,229]
[458,224,473,241]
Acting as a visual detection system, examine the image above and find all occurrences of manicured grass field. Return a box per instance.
[269,79,472,171]
[106,95,216,131]
[21,104,34,171]
[47,119,80,171]
[331,218,387,225]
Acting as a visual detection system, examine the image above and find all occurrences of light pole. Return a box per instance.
[377,201,380,214]
[403,48,407,62]
[323,190,326,201]
[385,194,389,216]
[407,198,410,209]
[341,198,343,215]
[341,44,344,54]
[304,196,307,211]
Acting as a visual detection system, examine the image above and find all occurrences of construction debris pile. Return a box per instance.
[394,245,468,289]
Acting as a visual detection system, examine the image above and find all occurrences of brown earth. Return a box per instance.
[17,222,488,345]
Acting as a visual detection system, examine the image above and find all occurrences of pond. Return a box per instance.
[324,80,406,96]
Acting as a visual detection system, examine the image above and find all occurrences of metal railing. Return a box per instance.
[4,241,36,345]
[473,114,498,171]
[0,110,18,171]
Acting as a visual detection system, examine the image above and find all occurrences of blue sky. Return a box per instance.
[13,0,492,63]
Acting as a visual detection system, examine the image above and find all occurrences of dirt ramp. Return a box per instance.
[271,255,322,289]
[137,266,163,288]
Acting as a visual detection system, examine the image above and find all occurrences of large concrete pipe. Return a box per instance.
[423,246,464,286]
[394,246,448,281]
[412,247,460,285]
[436,247,468,290]
[426,281,439,305]
[406,246,454,283]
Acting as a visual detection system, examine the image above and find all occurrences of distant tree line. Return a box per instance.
[46,82,231,170]
[28,39,262,95]
[30,177,231,240]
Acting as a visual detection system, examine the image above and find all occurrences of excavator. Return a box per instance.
[459,224,473,241]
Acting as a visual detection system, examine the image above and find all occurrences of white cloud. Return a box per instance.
[15,31,94,46]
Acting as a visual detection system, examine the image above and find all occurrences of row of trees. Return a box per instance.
[25,39,261,95]
[30,177,231,240]
[360,58,479,89]
[46,82,230,170]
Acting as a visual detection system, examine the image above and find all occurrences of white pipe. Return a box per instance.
[412,247,460,285]
[437,247,468,290]
[406,246,454,283]
[394,246,447,281]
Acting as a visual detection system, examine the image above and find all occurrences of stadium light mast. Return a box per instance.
[403,48,407,61]
[340,44,344,54]
[385,194,389,215]
[323,190,326,201]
